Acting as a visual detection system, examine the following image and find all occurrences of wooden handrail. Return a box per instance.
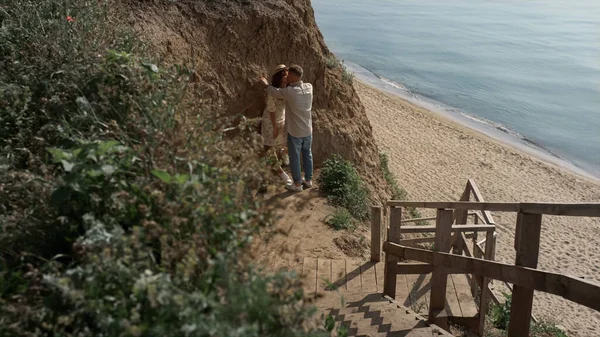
[386,201,600,217]
[402,212,479,224]
[399,237,435,245]
[383,242,600,311]
[473,212,489,225]
[466,179,495,224]
[396,263,434,274]
[401,216,437,223]
[400,224,496,233]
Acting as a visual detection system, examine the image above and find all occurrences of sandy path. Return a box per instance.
[251,184,373,270]
[356,81,600,337]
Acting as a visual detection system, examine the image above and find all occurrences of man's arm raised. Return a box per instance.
[266,85,287,99]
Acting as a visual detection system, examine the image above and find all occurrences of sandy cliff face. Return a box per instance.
[127,0,388,199]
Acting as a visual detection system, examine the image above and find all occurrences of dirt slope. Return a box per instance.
[126,0,389,201]
[250,181,372,271]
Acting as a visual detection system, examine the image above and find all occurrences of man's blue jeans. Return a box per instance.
[287,133,313,184]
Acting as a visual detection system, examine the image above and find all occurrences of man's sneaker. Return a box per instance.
[286,184,303,192]
[302,180,313,189]
[279,171,292,185]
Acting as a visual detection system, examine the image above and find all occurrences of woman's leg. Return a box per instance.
[257,146,272,193]
[280,146,289,166]
[263,146,280,174]
[265,146,291,185]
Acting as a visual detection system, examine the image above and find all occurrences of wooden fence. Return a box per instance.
[371,180,499,333]
[370,180,600,337]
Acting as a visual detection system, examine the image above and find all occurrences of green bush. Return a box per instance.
[342,68,355,84]
[379,153,430,225]
[319,154,370,221]
[491,293,512,330]
[325,55,340,69]
[325,208,355,231]
[379,153,407,200]
[0,1,327,336]
[490,293,568,336]
[530,321,568,337]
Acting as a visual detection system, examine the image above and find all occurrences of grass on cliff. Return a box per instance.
[325,208,355,231]
[326,55,340,69]
[342,67,355,84]
[379,153,428,225]
[380,153,407,200]
[0,1,331,336]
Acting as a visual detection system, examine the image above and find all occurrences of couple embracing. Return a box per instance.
[259,64,313,192]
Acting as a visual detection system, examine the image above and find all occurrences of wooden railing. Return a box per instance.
[386,201,600,216]
[372,180,497,260]
[371,180,499,334]
[372,187,600,337]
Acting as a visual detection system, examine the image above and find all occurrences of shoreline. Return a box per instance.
[346,61,600,182]
[355,79,600,336]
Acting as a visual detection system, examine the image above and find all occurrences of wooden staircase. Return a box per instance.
[265,180,600,336]
[294,257,473,336]
[319,292,452,337]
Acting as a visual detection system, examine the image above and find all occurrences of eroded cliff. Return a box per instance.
[128,0,389,199]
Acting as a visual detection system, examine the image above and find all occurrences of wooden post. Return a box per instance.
[490,232,497,261]
[384,206,390,249]
[453,183,471,254]
[383,207,402,298]
[477,230,496,335]
[507,213,542,337]
[471,230,480,298]
[428,209,454,326]
[371,206,382,262]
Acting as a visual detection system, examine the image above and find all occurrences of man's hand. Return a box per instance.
[258,76,269,87]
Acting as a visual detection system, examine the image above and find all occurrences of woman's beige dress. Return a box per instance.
[262,96,286,147]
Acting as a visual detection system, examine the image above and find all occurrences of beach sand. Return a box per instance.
[356,81,600,337]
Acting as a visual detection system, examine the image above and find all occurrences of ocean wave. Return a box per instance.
[456,113,567,160]
[458,112,523,139]
[347,60,576,165]
[378,76,410,92]
[375,73,526,142]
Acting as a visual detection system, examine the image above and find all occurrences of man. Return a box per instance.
[260,64,313,192]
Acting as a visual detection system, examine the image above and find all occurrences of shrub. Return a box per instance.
[379,153,430,225]
[379,153,407,200]
[325,55,340,69]
[342,67,355,84]
[0,0,326,336]
[491,293,512,330]
[319,154,370,221]
[0,0,139,168]
[325,208,355,231]
[530,321,568,337]
[489,293,568,336]
[409,207,430,226]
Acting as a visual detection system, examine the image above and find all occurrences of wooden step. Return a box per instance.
[301,258,479,335]
[317,292,453,337]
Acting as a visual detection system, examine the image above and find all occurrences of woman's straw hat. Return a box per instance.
[272,64,287,75]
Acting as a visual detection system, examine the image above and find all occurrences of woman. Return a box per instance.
[262,64,291,185]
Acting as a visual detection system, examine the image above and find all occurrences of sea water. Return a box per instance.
[312,0,600,179]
